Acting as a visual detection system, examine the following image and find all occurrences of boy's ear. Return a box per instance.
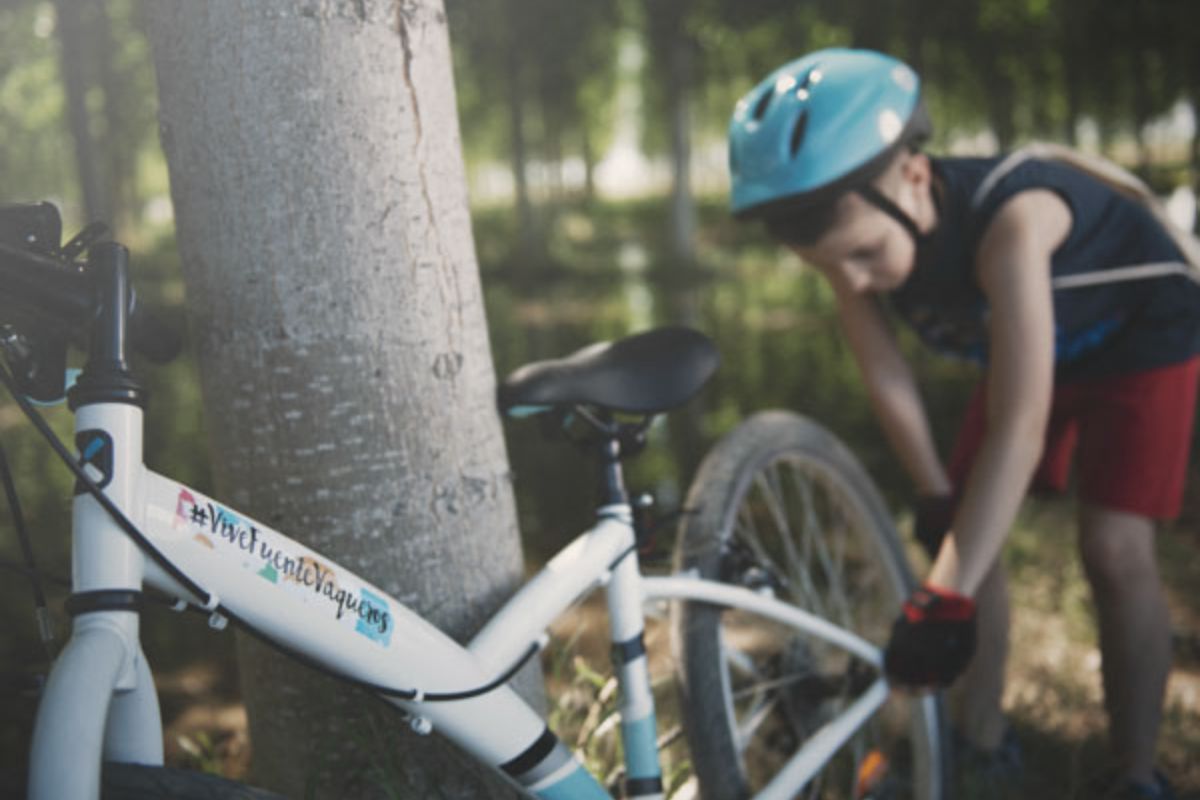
[898,151,931,188]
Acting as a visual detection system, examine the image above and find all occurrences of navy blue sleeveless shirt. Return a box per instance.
[888,156,1200,379]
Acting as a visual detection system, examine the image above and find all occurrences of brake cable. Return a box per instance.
[0,441,58,660]
[0,361,543,705]
[0,363,217,610]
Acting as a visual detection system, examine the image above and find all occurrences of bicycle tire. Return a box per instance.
[101,762,286,800]
[671,410,948,800]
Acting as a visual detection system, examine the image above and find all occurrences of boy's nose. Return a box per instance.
[844,263,873,292]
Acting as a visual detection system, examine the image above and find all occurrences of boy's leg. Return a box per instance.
[1076,504,1170,786]
[1071,359,1198,786]
[951,559,1010,750]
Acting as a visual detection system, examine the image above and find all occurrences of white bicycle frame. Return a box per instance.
[27,397,901,800]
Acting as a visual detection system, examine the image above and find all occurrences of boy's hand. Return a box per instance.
[913,493,957,561]
[884,584,976,689]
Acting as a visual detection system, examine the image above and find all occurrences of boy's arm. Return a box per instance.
[926,189,1070,596]
[831,281,952,496]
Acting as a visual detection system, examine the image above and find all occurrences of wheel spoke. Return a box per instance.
[793,464,853,626]
[735,693,778,753]
[733,492,793,593]
[793,467,834,615]
[674,412,945,800]
[762,466,827,615]
[750,470,825,611]
[722,635,766,681]
[730,669,846,702]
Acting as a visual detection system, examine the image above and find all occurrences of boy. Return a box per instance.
[727,48,1198,798]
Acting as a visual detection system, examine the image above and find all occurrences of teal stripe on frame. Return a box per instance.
[534,762,610,799]
[621,713,662,781]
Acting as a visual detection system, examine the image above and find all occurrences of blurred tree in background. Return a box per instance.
[2,0,1197,241]
[2,0,1200,791]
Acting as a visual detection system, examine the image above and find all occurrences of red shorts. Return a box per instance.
[947,357,1200,519]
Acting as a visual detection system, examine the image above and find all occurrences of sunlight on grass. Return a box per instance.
[543,597,694,797]
[1001,498,1200,795]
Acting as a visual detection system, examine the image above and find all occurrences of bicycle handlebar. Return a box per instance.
[0,239,93,325]
[0,239,182,366]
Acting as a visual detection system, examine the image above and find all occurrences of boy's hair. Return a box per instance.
[759,197,845,247]
[756,145,920,247]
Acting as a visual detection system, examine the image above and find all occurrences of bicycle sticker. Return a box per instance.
[74,430,113,493]
[174,489,393,646]
[355,587,393,646]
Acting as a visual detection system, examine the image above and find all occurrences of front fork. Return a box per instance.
[29,242,163,799]
[28,401,162,799]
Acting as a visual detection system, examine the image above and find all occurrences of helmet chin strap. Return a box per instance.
[856,184,931,244]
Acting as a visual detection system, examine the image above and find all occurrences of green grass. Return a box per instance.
[1002,498,1200,797]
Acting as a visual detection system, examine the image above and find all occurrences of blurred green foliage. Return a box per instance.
[2,0,1199,786]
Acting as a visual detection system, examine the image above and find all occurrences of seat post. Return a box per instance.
[597,436,630,508]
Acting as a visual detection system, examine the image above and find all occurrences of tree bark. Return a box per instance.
[145,2,530,797]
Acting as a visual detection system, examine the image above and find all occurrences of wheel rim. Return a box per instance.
[711,452,934,798]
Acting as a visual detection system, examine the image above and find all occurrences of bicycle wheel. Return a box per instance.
[671,411,947,800]
[101,762,285,799]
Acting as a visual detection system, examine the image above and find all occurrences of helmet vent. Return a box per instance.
[789,110,809,157]
[751,87,775,122]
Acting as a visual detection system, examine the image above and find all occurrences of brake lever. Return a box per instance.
[0,326,68,404]
[59,222,110,261]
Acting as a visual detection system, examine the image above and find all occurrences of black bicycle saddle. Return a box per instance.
[498,326,719,416]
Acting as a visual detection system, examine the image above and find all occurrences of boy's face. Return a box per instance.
[791,152,934,295]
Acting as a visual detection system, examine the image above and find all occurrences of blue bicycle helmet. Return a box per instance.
[729,48,930,220]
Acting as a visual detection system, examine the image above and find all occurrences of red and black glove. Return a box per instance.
[883,584,976,689]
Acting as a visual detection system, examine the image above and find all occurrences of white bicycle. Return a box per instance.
[1,203,946,799]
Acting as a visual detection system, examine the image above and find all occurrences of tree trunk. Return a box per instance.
[1131,48,1155,176]
[981,60,1017,152]
[647,0,696,269]
[55,0,110,226]
[145,2,531,797]
[1191,95,1200,195]
[505,1,539,268]
[666,30,697,268]
[582,125,596,201]
[90,0,130,235]
[1063,66,1083,146]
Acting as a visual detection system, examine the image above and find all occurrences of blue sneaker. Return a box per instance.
[1117,771,1176,800]
[952,727,1023,800]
